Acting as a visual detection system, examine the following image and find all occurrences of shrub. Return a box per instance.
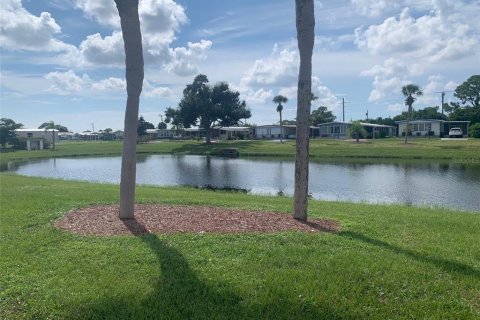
[10,137,27,150]
[469,123,480,138]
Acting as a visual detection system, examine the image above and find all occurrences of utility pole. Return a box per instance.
[342,98,350,122]
[435,91,453,116]
[441,92,445,116]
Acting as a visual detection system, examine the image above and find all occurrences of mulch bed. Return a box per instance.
[54,204,340,236]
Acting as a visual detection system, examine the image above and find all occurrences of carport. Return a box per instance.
[444,121,470,137]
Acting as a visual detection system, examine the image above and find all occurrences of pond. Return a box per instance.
[6,155,480,212]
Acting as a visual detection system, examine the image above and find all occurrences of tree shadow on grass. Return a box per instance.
[339,231,480,279]
[66,219,352,319]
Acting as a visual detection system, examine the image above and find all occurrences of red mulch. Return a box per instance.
[54,204,340,236]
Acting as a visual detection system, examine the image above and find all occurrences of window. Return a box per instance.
[419,123,425,131]
[413,124,418,131]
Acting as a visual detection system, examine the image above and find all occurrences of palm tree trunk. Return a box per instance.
[52,129,55,150]
[404,104,410,144]
[115,0,144,219]
[293,0,314,221]
[206,127,211,144]
[279,111,283,143]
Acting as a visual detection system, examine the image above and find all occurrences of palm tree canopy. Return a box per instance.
[401,84,423,98]
[402,84,423,106]
[273,95,288,105]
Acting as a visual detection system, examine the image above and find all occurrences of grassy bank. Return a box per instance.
[1,138,480,167]
[1,174,479,319]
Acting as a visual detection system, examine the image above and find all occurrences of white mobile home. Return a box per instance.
[15,129,59,143]
[15,129,60,150]
[396,120,470,137]
[317,122,396,138]
[219,127,251,140]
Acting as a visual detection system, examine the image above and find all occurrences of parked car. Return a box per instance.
[448,127,463,138]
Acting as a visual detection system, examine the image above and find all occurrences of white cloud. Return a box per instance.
[45,70,91,95]
[166,40,213,76]
[360,58,417,102]
[77,32,125,66]
[351,0,398,17]
[312,77,340,109]
[44,70,175,99]
[139,0,188,39]
[69,0,209,75]
[92,77,126,91]
[74,0,119,28]
[240,45,298,87]
[143,81,173,98]
[2,0,210,77]
[354,5,479,63]
[246,88,274,105]
[278,87,297,102]
[356,1,480,105]
[0,0,72,52]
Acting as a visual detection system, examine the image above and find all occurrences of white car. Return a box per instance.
[448,127,463,138]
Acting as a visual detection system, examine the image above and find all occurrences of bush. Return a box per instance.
[10,137,27,150]
[469,123,480,138]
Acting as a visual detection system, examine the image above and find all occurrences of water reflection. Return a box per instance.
[5,155,480,212]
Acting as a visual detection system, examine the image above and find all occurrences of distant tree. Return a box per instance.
[164,107,181,130]
[0,118,23,148]
[445,75,480,126]
[38,121,59,150]
[273,95,288,143]
[454,75,480,108]
[364,117,396,126]
[281,120,296,125]
[310,106,336,125]
[348,121,367,142]
[177,74,250,144]
[39,121,69,132]
[393,106,446,121]
[293,0,315,221]
[401,84,423,143]
[102,128,113,140]
[157,122,167,130]
[115,0,144,219]
[137,116,154,136]
[447,102,480,126]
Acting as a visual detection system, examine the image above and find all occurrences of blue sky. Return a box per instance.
[1,0,479,132]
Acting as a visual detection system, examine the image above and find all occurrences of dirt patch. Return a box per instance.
[54,204,340,236]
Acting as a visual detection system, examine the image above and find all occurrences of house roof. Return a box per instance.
[395,119,471,124]
[220,127,250,131]
[318,122,395,128]
[257,125,318,129]
[16,128,59,132]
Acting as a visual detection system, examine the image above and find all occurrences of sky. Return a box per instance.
[1,0,479,132]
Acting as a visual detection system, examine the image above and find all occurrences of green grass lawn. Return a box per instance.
[1,138,480,169]
[1,174,479,319]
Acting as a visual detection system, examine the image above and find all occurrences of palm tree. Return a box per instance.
[273,95,288,143]
[293,0,315,221]
[114,0,144,219]
[401,84,423,144]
